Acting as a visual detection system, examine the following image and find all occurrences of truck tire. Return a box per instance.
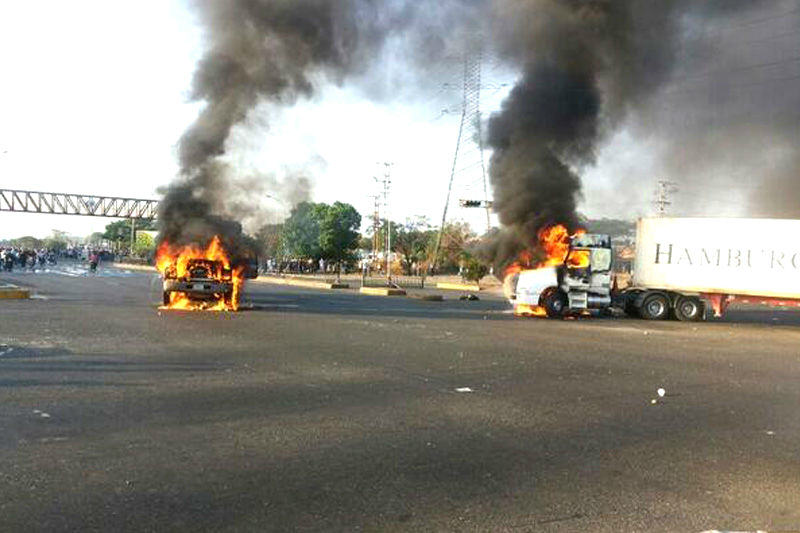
[640,292,669,320]
[673,295,704,322]
[542,288,568,318]
[163,291,171,306]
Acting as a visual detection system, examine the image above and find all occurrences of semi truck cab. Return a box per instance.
[513,233,613,317]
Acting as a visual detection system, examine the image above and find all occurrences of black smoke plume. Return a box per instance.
[158,0,479,257]
[160,0,795,270]
[158,0,393,258]
[481,0,788,271]
[484,0,681,269]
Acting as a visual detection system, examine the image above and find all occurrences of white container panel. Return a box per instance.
[633,217,800,298]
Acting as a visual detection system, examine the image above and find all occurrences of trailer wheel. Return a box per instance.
[542,288,568,318]
[673,295,704,322]
[640,292,669,320]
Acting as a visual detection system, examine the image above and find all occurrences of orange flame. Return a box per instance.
[513,303,547,317]
[503,224,585,276]
[504,224,587,318]
[156,235,244,311]
[567,249,590,268]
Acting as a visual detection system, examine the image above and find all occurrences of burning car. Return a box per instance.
[156,235,245,311]
[161,258,236,308]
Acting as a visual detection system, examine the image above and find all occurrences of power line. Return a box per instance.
[684,5,800,42]
[660,69,800,98]
[720,28,800,49]
[670,54,800,84]
[721,5,800,30]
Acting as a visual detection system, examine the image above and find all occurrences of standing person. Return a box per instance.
[88,250,99,273]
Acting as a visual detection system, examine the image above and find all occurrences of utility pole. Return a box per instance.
[129,218,136,256]
[654,180,678,216]
[379,162,393,284]
[370,193,381,260]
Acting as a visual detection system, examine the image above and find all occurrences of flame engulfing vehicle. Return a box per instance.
[156,236,250,311]
[505,225,613,318]
[508,217,800,321]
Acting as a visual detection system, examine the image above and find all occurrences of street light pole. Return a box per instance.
[381,162,393,284]
[264,193,290,223]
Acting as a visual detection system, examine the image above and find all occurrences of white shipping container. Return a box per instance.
[633,217,800,299]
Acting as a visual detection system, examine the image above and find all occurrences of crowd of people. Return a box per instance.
[261,258,319,274]
[0,246,113,272]
[0,248,57,271]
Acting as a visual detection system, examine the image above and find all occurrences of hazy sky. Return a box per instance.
[1,1,797,240]
[0,0,507,239]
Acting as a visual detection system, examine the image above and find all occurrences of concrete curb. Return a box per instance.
[436,282,481,292]
[359,287,407,296]
[0,284,30,299]
[254,276,349,290]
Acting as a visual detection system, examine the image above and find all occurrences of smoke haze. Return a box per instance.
[160,0,800,268]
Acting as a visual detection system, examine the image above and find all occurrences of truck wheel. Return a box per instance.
[640,292,669,320]
[163,291,171,306]
[673,295,704,322]
[542,289,568,318]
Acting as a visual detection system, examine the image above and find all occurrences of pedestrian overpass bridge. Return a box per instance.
[0,188,158,219]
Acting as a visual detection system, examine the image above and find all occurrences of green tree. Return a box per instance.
[86,232,105,246]
[42,229,69,252]
[363,218,399,258]
[437,221,476,273]
[460,252,489,283]
[318,202,361,280]
[358,235,372,253]
[103,220,132,251]
[281,202,325,259]
[11,236,42,249]
[133,232,155,257]
[103,219,155,252]
[394,218,436,275]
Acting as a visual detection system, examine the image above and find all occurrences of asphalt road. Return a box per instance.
[1,263,799,532]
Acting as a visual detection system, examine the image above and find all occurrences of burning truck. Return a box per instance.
[506,225,613,318]
[156,235,256,311]
[507,217,800,321]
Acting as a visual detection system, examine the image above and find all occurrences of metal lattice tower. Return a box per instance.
[433,46,490,266]
[654,180,679,217]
